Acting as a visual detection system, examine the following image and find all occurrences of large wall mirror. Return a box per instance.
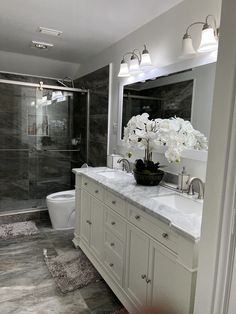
[117,62,216,160]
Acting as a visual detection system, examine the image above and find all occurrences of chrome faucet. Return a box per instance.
[117,158,132,173]
[187,177,205,199]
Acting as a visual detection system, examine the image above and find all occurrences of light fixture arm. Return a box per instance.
[132,49,141,62]
[181,14,219,58]
[122,49,141,63]
[205,14,219,36]
[184,21,205,38]
[184,15,219,39]
[118,44,152,77]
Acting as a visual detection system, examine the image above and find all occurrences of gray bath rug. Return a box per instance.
[0,221,38,240]
[44,248,102,293]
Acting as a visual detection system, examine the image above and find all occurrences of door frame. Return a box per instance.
[193,0,236,313]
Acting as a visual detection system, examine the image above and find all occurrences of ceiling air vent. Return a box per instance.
[31,41,54,49]
[38,27,63,37]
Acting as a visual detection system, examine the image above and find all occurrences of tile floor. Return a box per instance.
[0,220,123,313]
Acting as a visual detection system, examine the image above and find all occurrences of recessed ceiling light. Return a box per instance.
[39,27,63,37]
[31,40,54,49]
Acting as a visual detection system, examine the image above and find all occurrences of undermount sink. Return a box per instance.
[152,194,203,215]
[97,170,132,180]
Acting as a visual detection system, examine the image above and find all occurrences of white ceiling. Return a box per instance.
[0,0,182,64]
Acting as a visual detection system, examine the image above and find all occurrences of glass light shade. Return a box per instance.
[129,57,141,74]
[118,60,130,77]
[198,27,218,53]
[181,35,196,58]
[140,52,152,69]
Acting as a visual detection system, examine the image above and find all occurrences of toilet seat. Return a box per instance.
[46,190,75,202]
[46,190,76,230]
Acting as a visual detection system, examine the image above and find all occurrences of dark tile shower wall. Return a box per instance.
[0,73,86,212]
[74,65,109,167]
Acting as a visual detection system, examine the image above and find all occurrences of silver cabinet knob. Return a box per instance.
[146,278,151,284]
[111,221,116,225]
[135,215,141,220]
[162,232,168,239]
[141,274,146,279]
[110,243,115,247]
[86,220,92,225]
[109,263,114,267]
[95,190,99,194]
[84,182,88,186]
[112,200,116,205]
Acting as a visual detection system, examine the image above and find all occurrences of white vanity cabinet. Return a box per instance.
[76,177,105,261]
[73,172,198,314]
[148,240,196,314]
[125,208,196,314]
[125,224,150,306]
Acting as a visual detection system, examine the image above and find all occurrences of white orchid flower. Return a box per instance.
[123,113,207,163]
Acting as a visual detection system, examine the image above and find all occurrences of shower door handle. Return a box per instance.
[29,147,37,153]
[29,147,42,153]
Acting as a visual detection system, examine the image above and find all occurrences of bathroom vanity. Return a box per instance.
[72,167,202,313]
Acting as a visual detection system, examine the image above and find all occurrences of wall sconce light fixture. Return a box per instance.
[118,45,153,77]
[181,15,219,58]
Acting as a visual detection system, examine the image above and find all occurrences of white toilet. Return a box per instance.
[46,190,75,230]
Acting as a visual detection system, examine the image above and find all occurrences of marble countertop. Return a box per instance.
[73,167,203,242]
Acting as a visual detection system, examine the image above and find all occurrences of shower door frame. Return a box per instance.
[0,79,90,212]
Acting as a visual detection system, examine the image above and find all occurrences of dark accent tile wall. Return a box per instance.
[74,65,109,167]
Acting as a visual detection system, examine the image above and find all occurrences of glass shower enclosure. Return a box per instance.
[0,80,88,213]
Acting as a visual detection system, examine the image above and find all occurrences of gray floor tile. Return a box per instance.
[0,220,124,313]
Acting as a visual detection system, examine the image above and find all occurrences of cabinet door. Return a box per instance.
[147,240,195,314]
[80,190,91,245]
[74,188,81,236]
[90,197,104,260]
[125,224,149,307]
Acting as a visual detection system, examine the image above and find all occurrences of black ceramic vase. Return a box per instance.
[133,169,164,186]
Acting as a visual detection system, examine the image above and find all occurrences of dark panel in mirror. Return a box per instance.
[122,78,194,133]
[119,63,216,142]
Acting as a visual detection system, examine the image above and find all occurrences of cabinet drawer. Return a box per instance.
[104,209,126,241]
[104,228,124,259]
[104,190,126,217]
[82,177,104,201]
[128,204,177,252]
[104,246,123,285]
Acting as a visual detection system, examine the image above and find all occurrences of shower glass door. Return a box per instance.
[29,88,82,208]
[0,84,36,211]
[0,83,86,213]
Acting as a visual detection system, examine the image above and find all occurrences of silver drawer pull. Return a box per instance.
[84,182,88,186]
[135,215,141,220]
[109,263,114,267]
[95,190,99,194]
[112,200,116,205]
[146,278,151,284]
[111,221,116,226]
[86,220,92,225]
[162,232,168,239]
[110,242,115,247]
[141,274,146,279]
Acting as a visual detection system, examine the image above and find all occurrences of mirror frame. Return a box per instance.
[117,56,217,162]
